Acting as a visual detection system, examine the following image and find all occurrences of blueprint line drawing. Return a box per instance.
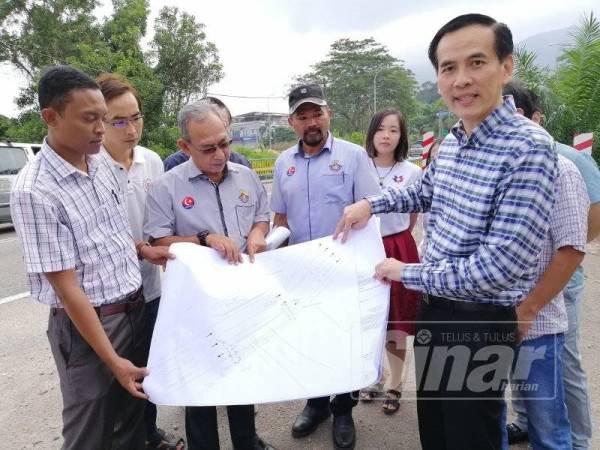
[143,218,391,406]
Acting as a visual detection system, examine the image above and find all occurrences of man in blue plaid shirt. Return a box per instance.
[335,14,557,450]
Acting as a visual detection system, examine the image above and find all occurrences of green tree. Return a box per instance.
[549,12,600,157]
[259,124,298,149]
[4,111,46,142]
[296,38,419,136]
[416,81,440,104]
[513,46,549,91]
[0,0,100,107]
[510,13,600,162]
[271,126,296,144]
[0,115,11,139]
[150,6,224,123]
[0,1,224,155]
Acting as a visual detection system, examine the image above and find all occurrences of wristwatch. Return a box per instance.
[196,230,210,246]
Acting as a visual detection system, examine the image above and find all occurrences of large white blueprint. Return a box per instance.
[143,218,390,406]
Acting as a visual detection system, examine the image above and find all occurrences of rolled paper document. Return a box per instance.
[265,226,291,250]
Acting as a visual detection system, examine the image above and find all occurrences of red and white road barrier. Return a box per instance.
[573,132,593,155]
[422,131,435,161]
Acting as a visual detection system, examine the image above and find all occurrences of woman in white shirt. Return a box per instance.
[360,108,422,414]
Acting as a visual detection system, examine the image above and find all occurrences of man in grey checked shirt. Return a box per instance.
[335,14,557,450]
[10,66,171,450]
[502,81,589,449]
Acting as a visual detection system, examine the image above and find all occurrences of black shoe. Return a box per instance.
[506,423,528,445]
[332,413,356,450]
[291,405,331,438]
[253,436,276,450]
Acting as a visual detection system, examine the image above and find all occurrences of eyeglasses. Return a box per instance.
[194,139,233,155]
[104,114,144,129]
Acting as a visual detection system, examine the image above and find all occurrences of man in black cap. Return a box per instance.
[270,84,380,450]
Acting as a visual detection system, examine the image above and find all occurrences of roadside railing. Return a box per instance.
[408,156,426,169]
[250,156,424,182]
[249,158,277,181]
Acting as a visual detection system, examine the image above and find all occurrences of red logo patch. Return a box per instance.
[182,196,195,209]
[287,166,296,176]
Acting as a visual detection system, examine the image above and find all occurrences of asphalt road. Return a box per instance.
[1,224,599,449]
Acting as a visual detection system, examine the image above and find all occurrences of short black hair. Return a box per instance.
[503,80,534,119]
[428,13,513,70]
[365,108,409,162]
[38,65,99,112]
[528,89,541,115]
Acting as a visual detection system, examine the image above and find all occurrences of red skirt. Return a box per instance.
[383,229,422,335]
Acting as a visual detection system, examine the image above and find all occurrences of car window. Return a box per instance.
[0,147,28,175]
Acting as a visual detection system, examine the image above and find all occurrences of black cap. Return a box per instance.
[288,84,327,114]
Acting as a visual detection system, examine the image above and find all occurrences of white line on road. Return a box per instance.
[0,237,17,244]
[0,291,30,305]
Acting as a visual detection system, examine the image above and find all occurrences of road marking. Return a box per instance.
[0,291,30,305]
[0,237,17,244]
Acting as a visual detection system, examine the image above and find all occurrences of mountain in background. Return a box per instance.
[409,27,575,83]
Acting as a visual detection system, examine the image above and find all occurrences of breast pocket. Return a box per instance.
[321,173,353,205]
[235,204,256,238]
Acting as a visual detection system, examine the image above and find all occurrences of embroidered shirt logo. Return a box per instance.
[393,175,404,183]
[182,196,195,209]
[287,166,296,176]
[239,190,250,203]
[329,160,342,172]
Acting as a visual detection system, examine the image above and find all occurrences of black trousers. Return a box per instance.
[414,297,517,450]
[306,391,359,416]
[185,404,257,450]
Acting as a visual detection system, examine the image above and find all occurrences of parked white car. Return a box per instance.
[0,141,37,224]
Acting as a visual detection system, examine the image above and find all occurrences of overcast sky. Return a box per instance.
[1,0,598,119]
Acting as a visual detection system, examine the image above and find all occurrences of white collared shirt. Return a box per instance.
[105,145,163,302]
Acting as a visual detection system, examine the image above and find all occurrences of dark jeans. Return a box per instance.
[306,391,359,416]
[185,404,257,450]
[414,298,517,450]
[144,297,162,445]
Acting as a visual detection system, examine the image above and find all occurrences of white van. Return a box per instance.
[0,141,37,224]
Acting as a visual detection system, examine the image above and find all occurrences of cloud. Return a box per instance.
[269,0,449,33]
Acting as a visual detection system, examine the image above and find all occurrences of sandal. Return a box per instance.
[359,387,382,402]
[146,428,186,450]
[382,390,401,415]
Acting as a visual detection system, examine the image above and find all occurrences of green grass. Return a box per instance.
[233,146,279,160]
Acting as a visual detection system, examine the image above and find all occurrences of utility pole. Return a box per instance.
[373,68,385,113]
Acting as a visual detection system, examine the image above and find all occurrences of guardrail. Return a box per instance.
[408,156,426,169]
[250,156,425,182]
[249,158,277,181]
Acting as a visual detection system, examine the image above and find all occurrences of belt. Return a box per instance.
[422,294,514,313]
[51,287,144,318]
